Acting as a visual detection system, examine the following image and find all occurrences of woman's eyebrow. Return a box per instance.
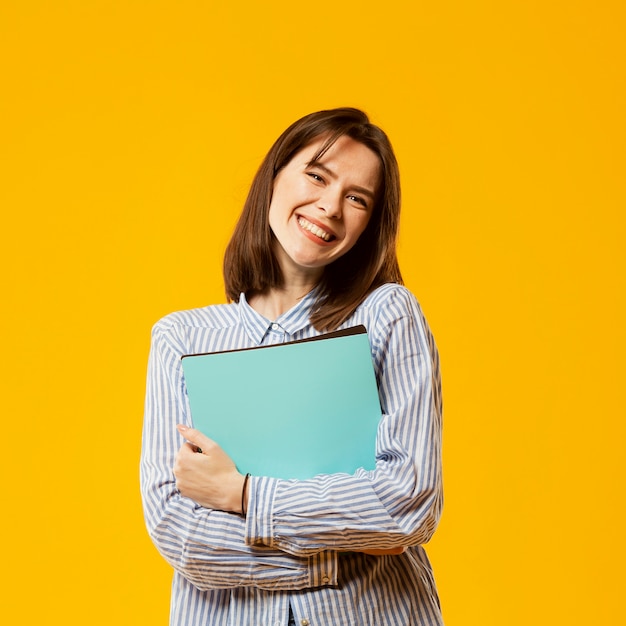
[308,161,376,199]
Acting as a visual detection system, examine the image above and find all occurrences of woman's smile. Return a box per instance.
[296,215,336,243]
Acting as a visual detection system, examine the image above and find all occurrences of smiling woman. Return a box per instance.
[140,107,444,626]
[223,108,403,330]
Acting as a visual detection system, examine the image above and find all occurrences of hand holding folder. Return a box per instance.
[181,325,382,480]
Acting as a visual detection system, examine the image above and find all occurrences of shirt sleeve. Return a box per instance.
[139,318,339,591]
[245,286,443,557]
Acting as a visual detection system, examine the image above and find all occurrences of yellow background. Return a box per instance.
[1,1,624,624]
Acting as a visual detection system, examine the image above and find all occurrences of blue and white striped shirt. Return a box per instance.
[141,283,443,625]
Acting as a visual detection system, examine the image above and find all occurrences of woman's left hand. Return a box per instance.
[174,424,246,514]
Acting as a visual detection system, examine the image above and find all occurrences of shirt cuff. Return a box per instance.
[244,475,278,548]
[245,475,338,587]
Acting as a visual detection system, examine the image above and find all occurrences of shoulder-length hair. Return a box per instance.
[223,107,403,331]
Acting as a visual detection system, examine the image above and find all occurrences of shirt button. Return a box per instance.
[300,620,310,626]
[321,575,330,583]
[271,323,280,330]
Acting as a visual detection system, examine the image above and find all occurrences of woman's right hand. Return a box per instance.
[174,425,246,514]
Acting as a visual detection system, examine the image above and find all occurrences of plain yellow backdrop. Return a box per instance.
[1,1,624,624]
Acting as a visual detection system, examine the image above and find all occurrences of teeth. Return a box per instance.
[298,217,332,241]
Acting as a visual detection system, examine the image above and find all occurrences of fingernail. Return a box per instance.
[177,424,188,432]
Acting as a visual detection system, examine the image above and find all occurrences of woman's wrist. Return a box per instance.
[240,473,251,517]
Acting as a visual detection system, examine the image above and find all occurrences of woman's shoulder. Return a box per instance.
[354,283,434,344]
[358,283,439,364]
[152,301,240,334]
[149,302,243,356]
[359,282,422,315]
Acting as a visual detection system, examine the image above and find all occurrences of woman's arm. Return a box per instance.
[245,286,443,557]
[140,319,339,590]
[174,425,407,556]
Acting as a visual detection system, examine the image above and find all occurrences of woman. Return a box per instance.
[141,107,444,625]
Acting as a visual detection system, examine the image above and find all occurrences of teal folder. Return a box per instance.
[181,325,382,480]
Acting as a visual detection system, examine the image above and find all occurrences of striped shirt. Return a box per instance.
[141,283,443,625]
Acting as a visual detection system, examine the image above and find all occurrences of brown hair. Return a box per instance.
[223,107,403,330]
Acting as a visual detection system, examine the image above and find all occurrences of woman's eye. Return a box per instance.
[347,195,367,207]
[306,172,324,183]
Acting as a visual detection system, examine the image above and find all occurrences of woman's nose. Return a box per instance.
[317,189,342,218]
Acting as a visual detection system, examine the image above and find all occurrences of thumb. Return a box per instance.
[176,424,214,451]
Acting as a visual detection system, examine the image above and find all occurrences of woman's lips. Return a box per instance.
[297,216,336,242]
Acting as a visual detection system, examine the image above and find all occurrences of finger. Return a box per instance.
[180,441,203,455]
[176,424,216,451]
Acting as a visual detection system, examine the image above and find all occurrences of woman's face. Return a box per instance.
[268,134,381,284]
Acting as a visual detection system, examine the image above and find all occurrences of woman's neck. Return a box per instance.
[248,282,316,321]
[248,243,323,320]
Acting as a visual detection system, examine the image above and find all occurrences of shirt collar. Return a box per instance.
[238,290,318,345]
